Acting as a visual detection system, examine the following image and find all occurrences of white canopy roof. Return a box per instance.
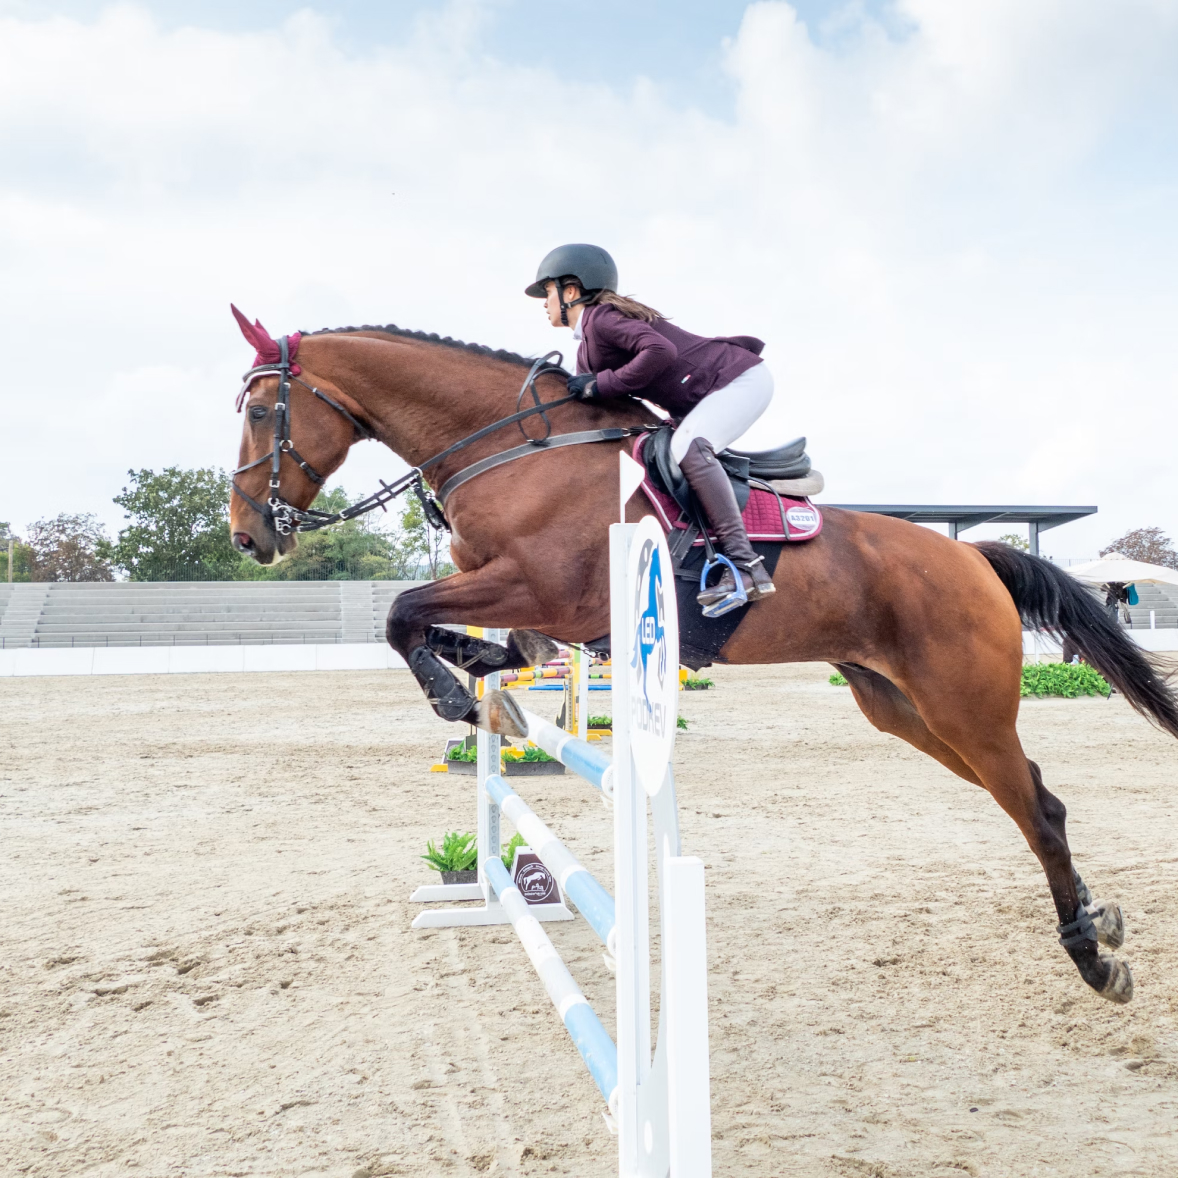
[1064,553,1178,587]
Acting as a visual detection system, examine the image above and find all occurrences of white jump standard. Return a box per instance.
[408,508,713,1178]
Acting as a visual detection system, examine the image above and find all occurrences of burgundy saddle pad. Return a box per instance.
[633,434,822,544]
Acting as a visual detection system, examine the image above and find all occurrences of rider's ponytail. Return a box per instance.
[585,290,663,323]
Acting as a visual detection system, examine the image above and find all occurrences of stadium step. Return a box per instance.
[0,584,50,647]
[1,580,419,648]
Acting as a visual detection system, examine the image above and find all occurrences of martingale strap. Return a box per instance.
[415,352,572,475]
[437,428,642,507]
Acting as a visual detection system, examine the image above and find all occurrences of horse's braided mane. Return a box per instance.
[304,324,556,372]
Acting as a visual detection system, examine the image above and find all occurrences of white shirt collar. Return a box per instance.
[572,305,586,341]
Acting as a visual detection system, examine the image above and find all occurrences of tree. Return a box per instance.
[0,521,33,582]
[998,532,1030,551]
[398,492,455,579]
[1101,527,1178,570]
[109,467,238,580]
[25,514,113,582]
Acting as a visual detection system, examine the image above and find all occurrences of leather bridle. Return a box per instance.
[232,336,383,535]
[232,342,640,538]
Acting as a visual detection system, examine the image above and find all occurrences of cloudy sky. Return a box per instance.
[3,0,1176,559]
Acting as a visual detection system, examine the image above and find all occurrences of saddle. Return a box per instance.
[635,425,825,665]
[642,425,821,515]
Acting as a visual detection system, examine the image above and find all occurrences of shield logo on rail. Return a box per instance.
[511,850,561,906]
[627,514,680,796]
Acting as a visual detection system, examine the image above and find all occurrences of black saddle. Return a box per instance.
[643,424,812,515]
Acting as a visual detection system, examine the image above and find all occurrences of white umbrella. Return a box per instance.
[1064,553,1178,588]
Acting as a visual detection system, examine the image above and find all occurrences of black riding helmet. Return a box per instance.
[525,243,618,325]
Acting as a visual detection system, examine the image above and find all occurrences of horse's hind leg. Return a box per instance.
[837,661,1132,1002]
[424,626,558,679]
[834,662,983,785]
[903,673,1133,1003]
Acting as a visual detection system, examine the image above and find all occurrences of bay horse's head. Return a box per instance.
[228,305,371,564]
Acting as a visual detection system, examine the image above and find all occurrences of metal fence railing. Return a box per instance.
[1,559,454,584]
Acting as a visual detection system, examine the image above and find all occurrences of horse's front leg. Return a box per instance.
[423,626,557,679]
[386,561,549,725]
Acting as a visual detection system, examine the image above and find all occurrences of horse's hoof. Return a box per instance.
[1099,957,1134,1004]
[1090,901,1125,950]
[507,629,559,667]
[479,689,528,738]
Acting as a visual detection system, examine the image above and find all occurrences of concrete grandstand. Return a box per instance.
[0,581,417,649]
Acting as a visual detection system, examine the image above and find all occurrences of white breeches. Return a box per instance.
[669,362,775,463]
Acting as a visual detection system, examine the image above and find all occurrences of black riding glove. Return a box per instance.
[567,374,598,400]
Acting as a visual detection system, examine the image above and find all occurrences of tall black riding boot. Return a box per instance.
[678,437,776,608]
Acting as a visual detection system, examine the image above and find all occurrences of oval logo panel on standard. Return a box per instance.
[626,514,680,796]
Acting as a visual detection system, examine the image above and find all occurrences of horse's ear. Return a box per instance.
[230,303,278,359]
[231,303,260,348]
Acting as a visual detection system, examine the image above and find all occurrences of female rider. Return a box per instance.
[526,242,776,611]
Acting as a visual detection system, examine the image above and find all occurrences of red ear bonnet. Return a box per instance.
[231,303,301,373]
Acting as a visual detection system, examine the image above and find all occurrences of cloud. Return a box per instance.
[2,0,1176,557]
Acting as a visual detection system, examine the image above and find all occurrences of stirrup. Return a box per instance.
[698,554,748,619]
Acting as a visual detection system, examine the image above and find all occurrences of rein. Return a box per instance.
[232,343,643,536]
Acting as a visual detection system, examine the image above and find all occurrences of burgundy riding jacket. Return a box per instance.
[575,304,764,418]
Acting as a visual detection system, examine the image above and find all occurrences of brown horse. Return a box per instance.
[229,319,1178,1006]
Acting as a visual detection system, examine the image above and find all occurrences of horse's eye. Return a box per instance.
[249,405,267,422]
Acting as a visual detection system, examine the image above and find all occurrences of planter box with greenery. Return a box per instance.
[422,831,478,885]
[502,746,565,776]
[581,715,687,733]
[683,677,713,691]
[500,832,526,869]
[445,739,479,775]
[446,740,568,775]
[1021,662,1111,699]
[830,664,1112,699]
[418,831,542,887]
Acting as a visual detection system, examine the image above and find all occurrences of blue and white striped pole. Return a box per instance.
[483,857,618,1107]
[483,773,616,954]
[518,708,615,797]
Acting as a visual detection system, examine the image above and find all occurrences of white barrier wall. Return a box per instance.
[9,632,1168,676]
[0,644,408,678]
[1023,630,1178,657]
[6,632,1169,676]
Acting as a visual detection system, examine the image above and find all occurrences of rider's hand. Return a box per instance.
[567,374,598,400]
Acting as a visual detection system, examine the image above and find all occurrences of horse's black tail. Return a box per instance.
[973,540,1178,739]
